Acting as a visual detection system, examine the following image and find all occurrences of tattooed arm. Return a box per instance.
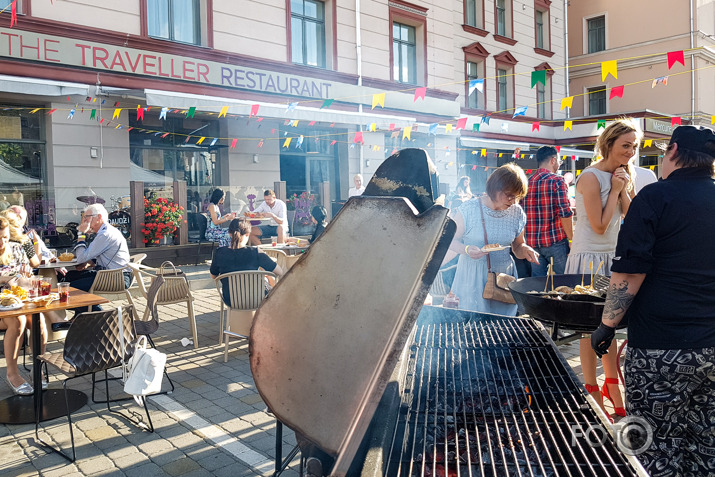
[602,272,646,327]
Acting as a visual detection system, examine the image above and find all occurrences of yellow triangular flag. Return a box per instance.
[644,139,653,148]
[560,96,573,110]
[197,137,206,144]
[446,124,453,133]
[564,120,573,131]
[601,60,618,81]
[292,120,299,127]
[481,149,487,157]
[577,169,582,175]
[448,162,454,167]
[650,165,655,171]
[283,137,292,148]
[30,108,41,114]
[218,106,229,118]
[711,115,715,125]
[499,153,503,157]
[371,93,385,110]
[369,123,376,132]
[112,108,121,119]
[402,126,412,140]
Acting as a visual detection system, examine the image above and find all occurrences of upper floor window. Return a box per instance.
[588,86,607,115]
[535,11,544,48]
[467,61,484,109]
[587,16,606,53]
[291,0,326,68]
[465,0,484,29]
[494,51,517,112]
[147,0,201,45]
[535,63,554,119]
[496,0,507,36]
[497,68,508,111]
[393,22,417,84]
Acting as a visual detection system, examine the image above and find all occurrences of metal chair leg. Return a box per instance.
[35,378,76,462]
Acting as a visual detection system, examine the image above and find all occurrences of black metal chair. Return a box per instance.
[35,307,153,462]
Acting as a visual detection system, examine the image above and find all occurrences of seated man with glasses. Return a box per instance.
[60,203,131,311]
[522,146,574,276]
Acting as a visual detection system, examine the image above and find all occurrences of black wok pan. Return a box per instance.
[509,274,627,333]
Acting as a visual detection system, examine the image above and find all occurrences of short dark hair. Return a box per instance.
[667,126,715,174]
[209,188,225,205]
[485,163,528,201]
[311,206,327,225]
[264,189,275,197]
[536,146,558,166]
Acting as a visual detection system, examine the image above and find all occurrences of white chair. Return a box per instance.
[214,270,274,362]
[429,264,457,305]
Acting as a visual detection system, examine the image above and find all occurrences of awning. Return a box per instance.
[144,89,418,129]
[0,74,90,98]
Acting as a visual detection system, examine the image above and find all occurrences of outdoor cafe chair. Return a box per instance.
[88,268,136,314]
[214,270,275,362]
[36,306,154,462]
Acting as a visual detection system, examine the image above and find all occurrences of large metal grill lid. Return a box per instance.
[250,149,455,476]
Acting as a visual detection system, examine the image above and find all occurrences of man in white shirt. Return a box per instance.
[633,165,658,193]
[250,189,288,245]
[348,174,365,197]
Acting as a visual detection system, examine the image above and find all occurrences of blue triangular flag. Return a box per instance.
[512,106,528,119]
[286,102,298,113]
[468,79,484,95]
[429,123,438,135]
[159,107,168,120]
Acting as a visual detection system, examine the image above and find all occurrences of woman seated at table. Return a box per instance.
[205,188,236,248]
[0,209,40,268]
[210,219,284,306]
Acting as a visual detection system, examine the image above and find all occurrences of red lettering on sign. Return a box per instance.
[1,33,19,55]
[157,56,170,77]
[44,39,60,62]
[182,61,195,81]
[20,36,40,59]
[109,50,127,71]
[143,55,157,75]
[124,51,141,73]
[170,58,182,79]
[197,63,209,83]
[75,43,91,66]
[93,47,110,69]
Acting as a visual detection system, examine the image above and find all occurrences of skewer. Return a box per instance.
[589,261,593,288]
[581,261,587,287]
[550,257,555,292]
[594,260,604,277]
[544,264,551,293]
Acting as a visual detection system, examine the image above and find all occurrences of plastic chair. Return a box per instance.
[88,268,135,313]
[130,263,198,348]
[36,307,153,462]
[263,248,288,275]
[214,270,274,362]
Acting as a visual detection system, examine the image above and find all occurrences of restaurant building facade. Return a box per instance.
[0,0,572,248]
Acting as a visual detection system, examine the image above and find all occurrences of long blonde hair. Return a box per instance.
[591,117,642,193]
[0,209,29,244]
[0,217,13,265]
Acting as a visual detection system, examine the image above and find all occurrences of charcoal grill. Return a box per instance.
[249,149,647,477]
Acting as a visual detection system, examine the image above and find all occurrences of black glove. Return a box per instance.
[591,323,616,358]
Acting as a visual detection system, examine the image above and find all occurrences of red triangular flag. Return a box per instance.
[555,146,561,152]
[667,51,684,70]
[526,169,533,174]
[330,140,337,145]
[308,121,316,126]
[532,122,540,132]
[354,131,364,144]
[249,104,260,118]
[160,133,169,138]
[472,165,477,171]
[414,87,426,102]
[609,85,624,99]
[388,123,395,131]
[10,1,17,27]
[47,109,57,115]
[230,138,238,149]
[671,117,681,126]
[136,105,144,120]
[456,117,468,130]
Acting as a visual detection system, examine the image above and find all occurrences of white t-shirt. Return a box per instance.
[633,166,658,194]
[348,186,365,198]
[255,198,288,230]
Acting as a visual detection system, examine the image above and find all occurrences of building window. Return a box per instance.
[494,51,517,112]
[535,63,553,119]
[588,87,607,115]
[535,10,544,48]
[536,81,546,118]
[147,0,202,45]
[1,0,23,12]
[465,0,484,29]
[497,68,508,111]
[467,61,484,109]
[291,0,326,68]
[587,16,606,53]
[393,22,417,84]
[496,0,507,35]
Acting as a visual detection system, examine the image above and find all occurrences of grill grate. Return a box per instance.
[385,316,639,477]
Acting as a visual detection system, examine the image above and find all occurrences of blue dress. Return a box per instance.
[205,204,231,247]
[451,199,526,315]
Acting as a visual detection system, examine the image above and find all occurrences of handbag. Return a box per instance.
[477,199,517,304]
[123,336,167,403]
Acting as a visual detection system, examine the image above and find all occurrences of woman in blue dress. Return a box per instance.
[205,188,236,247]
[446,164,540,314]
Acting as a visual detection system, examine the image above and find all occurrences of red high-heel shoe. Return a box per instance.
[601,378,626,417]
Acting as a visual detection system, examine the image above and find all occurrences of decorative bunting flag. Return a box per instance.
[651,76,668,88]
[555,146,561,153]
[414,87,426,102]
[67,109,75,119]
[667,50,684,70]
[644,139,653,148]
[371,93,385,109]
[532,122,540,132]
[230,138,237,148]
[472,123,480,132]
[218,106,229,118]
[609,85,624,99]
[283,137,292,148]
[560,96,573,110]
[296,135,304,148]
[10,1,17,27]
[308,121,316,126]
[481,149,487,157]
[531,70,547,88]
[90,109,96,120]
[286,102,298,113]
[512,106,528,119]
[501,123,509,133]
[480,114,491,125]
[99,118,105,124]
[30,108,40,114]
[601,60,618,81]
[650,165,655,171]
[210,138,218,146]
[445,124,453,133]
[370,123,376,132]
[671,117,681,126]
[403,126,412,140]
[712,115,715,125]
[353,131,364,144]
[526,169,533,174]
[160,133,169,138]
[468,79,484,95]
[291,120,299,127]
[112,108,121,119]
[472,165,477,170]
[197,137,206,144]
[456,117,468,130]
[597,119,606,130]
[321,99,334,109]
[159,107,168,120]
[257,139,264,148]
[330,140,337,145]
[136,105,144,120]
[186,107,196,118]
[388,123,395,131]
[564,121,573,131]
[429,123,438,135]
[47,109,56,115]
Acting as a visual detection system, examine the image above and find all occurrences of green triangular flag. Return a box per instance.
[321,99,334,109]
[186,107,196,118]
[90,109,96,120]
[531,70,547,88]
[472,123,480,132]
[597,119,606,130]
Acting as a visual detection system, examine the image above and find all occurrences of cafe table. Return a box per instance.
[257,242,310,256]
[0,288,109,424]
[37,259,78,287]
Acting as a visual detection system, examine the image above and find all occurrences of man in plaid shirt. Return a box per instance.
[523,146,573,276]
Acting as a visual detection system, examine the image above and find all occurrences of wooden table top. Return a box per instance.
[0,288,109,319]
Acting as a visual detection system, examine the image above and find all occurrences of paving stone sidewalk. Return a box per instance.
[1,266,622,476]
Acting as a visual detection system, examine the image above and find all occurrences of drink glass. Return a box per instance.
[58,282,70,304]
[271,236,277,246]
[27,276,39,299]
[40,277,52,296]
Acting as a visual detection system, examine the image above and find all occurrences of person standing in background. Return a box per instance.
[348,174,365,197]
[523,146,573,276]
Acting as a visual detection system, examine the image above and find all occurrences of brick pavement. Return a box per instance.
[1,267,625,476]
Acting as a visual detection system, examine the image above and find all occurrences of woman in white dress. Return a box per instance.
[565,118,641,418]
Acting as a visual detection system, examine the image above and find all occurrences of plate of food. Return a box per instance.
[481,243,509,252]
[32,293,59,307]
[0,295,25,310]
[1,285,28,301]
[58,252,75,262]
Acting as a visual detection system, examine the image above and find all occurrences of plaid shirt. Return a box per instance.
[523,168,573,248]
